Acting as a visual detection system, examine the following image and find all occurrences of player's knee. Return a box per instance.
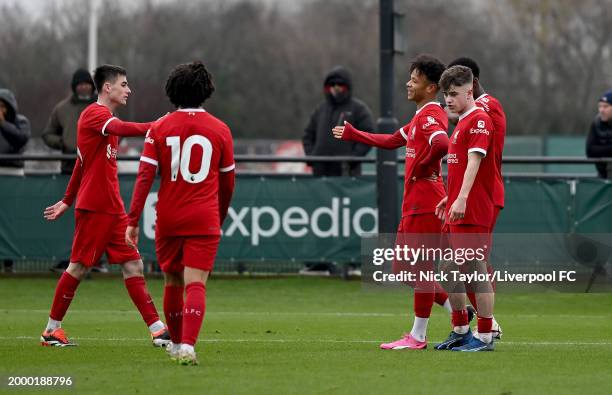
[121,260,144,278]
[66,262,89,280]
[184,267,209,285]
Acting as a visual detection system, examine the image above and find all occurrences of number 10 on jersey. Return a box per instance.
[166,135,213,184]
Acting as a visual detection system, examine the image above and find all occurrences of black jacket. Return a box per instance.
[42,69,96,174]
[586,115,612,178]
[0,89,30,168]
[302,66,374,176]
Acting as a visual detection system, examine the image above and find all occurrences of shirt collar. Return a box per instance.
[177,108,206,113]
[458,105,482,121]
[415,101,441,115]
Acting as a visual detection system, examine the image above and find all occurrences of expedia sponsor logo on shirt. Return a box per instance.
[478,98,490,111]
[447,153,458,164]
[470,127,490,135]
[470,120,489,135]
[406,147,416,158]
[423,116,438,128]
[106,144,118,160]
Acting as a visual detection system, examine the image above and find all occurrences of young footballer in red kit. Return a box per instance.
[126,62,235,365]
[445,57,506,339]
[41,65,169,347]
[332,55,467,350]
[434,65,497,351]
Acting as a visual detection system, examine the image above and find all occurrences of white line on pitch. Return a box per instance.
[6,336,612,346]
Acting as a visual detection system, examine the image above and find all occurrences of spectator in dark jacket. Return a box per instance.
[0,88,30,176]
[0,88,30,273]
[586,90,612,179]
[302,66,374,176]
[42,68,96,174]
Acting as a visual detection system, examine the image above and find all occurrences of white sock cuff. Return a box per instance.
[149,320,165,333]
[46,318,61,331]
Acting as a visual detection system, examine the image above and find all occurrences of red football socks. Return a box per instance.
[451,309,469,327]
[124,276,160,327]
[477,316,493,334]
[49,272,81,321]
[413,292,434,318]
[181,282,206,346]
[434,282,449,306]
[163,285,184,344]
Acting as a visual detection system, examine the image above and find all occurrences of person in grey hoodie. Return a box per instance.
[42,68,96,174]
[302,66,374,176]
[0,88,30,175]
[0,88,30,272]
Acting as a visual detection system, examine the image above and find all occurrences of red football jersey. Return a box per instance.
[475,93,506,208]
[445,106,495,227]
[398,101,449,216]
[140,109,235,237]
[74,102,125,214]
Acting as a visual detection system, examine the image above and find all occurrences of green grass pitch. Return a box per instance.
[1,276,612,394]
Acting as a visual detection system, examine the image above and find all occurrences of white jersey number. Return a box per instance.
[166,135,212,184]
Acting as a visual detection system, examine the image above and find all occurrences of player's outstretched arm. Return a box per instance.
[332,121,405,150]
[126,160,157,247]
[104,119,152,137]
[448,152,482,222]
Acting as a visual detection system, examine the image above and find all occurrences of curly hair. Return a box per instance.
[409,54,446,85]
[165,61,215,108]
[448,57,480,79]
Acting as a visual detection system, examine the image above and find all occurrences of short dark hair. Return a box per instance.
[93,64,127,92]
[439,65,473,92]
[165,61,215,108]
[409,54,446,85]
[448,57,480,79]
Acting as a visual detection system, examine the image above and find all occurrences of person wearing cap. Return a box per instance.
[586,90,612,179]
[302,66,374,177]
[42,68,97,175]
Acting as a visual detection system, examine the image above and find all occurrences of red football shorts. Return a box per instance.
[393,213,443,289]
[397,212,443,234]
[70,209,140,266]
[155,235,221,273]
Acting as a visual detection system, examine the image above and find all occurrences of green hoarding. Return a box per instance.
[0,175,610,262]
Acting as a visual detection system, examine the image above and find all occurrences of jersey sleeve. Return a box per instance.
[467,114,493,156]
[139,128,159,168]
[417,111,448,146]
[219,126,235,173]
[84,105,116,136]
[341,121,405,149]
[128,128,158,227]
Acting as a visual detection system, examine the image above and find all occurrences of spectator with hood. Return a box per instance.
[302,66,374,176]
[0,88,31,272]
[586,90,612,179]
[43,68,97,174]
